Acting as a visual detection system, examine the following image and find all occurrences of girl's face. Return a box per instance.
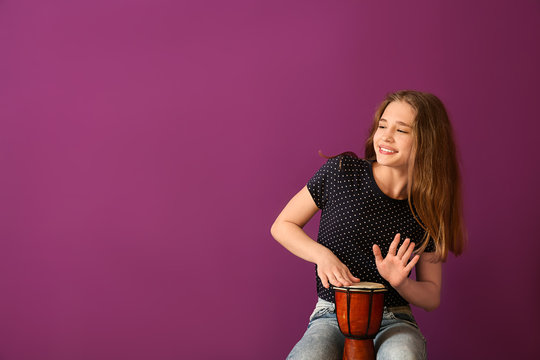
[373,101,416,171]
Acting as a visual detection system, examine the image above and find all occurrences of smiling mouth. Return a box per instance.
[379,146,397,154]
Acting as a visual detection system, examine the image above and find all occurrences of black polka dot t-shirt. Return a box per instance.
[306,154,435,307]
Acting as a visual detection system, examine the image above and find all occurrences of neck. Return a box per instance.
[372,162,409,200]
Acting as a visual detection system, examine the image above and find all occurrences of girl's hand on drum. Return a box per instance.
[372,233,420,289]
[316,251,360,289]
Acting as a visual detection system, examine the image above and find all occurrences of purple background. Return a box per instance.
[1,0,539,359]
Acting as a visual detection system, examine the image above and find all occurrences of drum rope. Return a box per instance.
[366,290,373,338]
[346,288,351,337]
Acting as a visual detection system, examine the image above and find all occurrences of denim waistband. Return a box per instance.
[387,305,413,316]
[312,297,413,317]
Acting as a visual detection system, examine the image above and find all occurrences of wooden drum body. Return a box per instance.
[333,282,387,360]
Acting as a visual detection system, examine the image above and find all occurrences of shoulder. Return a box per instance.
[313,152,367,177]
[423,235,437,253]
[333,152,369,173]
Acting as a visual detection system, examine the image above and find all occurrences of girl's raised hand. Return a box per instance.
[316,250,360,289]
[373,233,420,289]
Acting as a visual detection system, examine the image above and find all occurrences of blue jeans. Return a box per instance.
[287,298,427,360]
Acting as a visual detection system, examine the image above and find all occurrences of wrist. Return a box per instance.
[313,245,332,265]
[394,277,411,292]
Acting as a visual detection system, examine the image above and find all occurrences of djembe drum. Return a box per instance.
[333,282,387,360]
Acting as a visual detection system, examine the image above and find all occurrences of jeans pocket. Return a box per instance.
[308,307,332,322]
[308,298,335,322]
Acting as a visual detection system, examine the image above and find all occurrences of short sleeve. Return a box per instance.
[306,156,342,209]
[423,236,436,253]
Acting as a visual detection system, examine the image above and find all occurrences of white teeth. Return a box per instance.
[380,147,396,153]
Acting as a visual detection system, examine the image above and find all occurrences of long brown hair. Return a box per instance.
[320,90,466,262]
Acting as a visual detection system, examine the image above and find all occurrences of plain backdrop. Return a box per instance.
[1,0,539,359]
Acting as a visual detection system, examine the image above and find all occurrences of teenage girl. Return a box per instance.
[270,90,466,359]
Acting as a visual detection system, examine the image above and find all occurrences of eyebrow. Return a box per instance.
[379,118,412,128]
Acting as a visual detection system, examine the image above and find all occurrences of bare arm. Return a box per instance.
[270,185,360,288]
[395,252,442,312]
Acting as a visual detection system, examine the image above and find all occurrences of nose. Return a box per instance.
[382,130,394,142]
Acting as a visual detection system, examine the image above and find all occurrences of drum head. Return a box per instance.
[333,281,387,292]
